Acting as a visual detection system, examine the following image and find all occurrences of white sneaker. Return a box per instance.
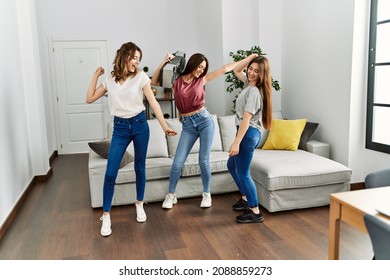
[100,214,112,237]
[200,192,212,208]
[162,193,177,209]
[135,202,147,223]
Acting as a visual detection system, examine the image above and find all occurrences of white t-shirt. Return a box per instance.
[102,71,150,118]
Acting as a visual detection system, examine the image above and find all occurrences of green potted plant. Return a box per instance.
[225,46,281,112]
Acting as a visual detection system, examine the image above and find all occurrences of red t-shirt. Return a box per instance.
[173,76,205,114]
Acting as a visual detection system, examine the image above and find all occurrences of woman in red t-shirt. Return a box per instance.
[152,53,241,209]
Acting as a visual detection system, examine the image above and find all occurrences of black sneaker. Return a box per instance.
[232,198,249,211]
[236,209,264,223]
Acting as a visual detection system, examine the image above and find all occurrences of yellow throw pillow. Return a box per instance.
[262,119,307,151]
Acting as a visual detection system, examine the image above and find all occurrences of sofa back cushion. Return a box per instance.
[165,114,222,157]
[262,118,307,151]
[258,111,283,148]
[218,115,236,152]
[107,118,169,158]
[218,111,283,152]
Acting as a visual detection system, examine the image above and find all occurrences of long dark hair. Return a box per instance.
[247,56,273,129]
[111,42,142,83]
[180,53,209,78]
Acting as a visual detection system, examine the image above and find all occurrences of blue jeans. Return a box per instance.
[169,109,215,193]
[103,111,149,212]
[227,126,261,208]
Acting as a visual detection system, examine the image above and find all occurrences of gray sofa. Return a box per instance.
[88,112,351,212]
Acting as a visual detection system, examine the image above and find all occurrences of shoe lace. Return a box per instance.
[100,215,110,222]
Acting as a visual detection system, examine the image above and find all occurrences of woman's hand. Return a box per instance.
[151,53,175,86]
[229,142,240,157]
[164,127,177,137]
[94,66,105,77]
[163,53,175,64]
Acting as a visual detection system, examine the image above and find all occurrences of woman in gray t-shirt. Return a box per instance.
[227,55,273,223]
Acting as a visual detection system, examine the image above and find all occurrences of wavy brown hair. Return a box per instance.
[180,53,209,78]
[111,42,142,83]
[247,56,273,129]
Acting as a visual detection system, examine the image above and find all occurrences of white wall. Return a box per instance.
[349,0,371,183]
[281,0,390,182]
[221,0,281,114]
[259,0,282,113]
[282,0,355,166]
[197,0,225,116]
[0,0,50,228]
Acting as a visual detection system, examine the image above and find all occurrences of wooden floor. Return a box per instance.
[0,154,373,260]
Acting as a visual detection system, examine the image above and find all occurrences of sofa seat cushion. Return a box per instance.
[181,151,229,177]
[115,157,173,184]
[250,149,351,191]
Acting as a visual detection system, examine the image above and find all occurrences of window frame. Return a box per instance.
[366,0,390,154]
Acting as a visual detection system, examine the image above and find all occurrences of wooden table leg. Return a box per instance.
[328,199,341,259]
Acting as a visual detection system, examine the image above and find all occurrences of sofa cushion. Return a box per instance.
[218,115,236,152]
[165,114,222,157]
[88,140,133,168]
[181,151,229,177]
[212,115,223,151]
[150,118,170,158]
[258,111,284,148]
[262,119,307,151]
[250,149,352,191]
[298,121,319,150]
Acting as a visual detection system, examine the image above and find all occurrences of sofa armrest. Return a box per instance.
[306,140,330,158]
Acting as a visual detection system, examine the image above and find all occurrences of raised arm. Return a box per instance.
[203,60,241,84]
[203,53,259,85]
[151,53,175,86]
[233,54,259,83]
[86,67,107,103]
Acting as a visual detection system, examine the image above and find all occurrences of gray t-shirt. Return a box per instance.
[235,80,262,130]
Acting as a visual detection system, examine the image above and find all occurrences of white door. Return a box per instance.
[51,40,110,154]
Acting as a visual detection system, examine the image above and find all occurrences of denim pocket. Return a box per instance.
[135,112,147,124]
[243,127,261,149]
[136,118,146,125]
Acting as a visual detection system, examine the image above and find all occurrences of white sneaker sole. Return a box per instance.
[100,229,112,237]
[162,197,177,209]
[137,216,147,223]
[162,203,174,209]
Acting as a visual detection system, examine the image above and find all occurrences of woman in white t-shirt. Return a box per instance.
[86,42,176,237]
[228,54,273,223]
